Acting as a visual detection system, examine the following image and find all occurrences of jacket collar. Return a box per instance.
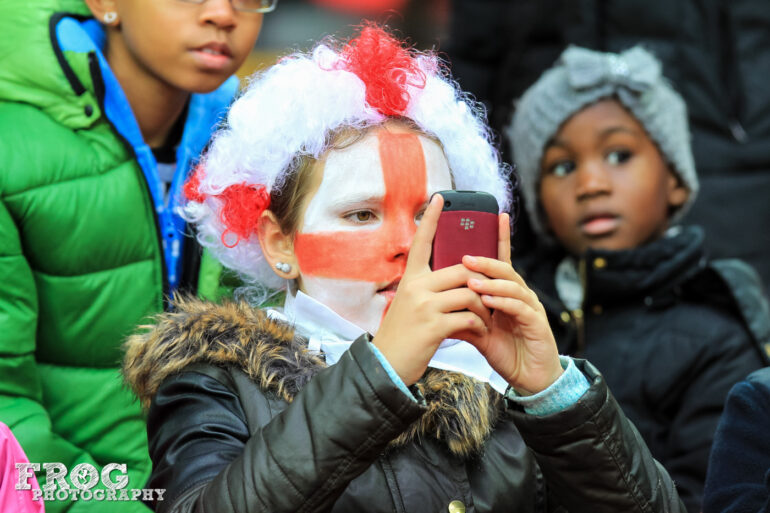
[581,225,706,305]
[521,225,707,309]
[0,3,90,125]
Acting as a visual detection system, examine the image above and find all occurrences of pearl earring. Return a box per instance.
[275,262,292,274]
[103,12,118,24]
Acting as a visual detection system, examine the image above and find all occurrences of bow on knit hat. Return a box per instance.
[566,46,661,91]
[507,45,698,242]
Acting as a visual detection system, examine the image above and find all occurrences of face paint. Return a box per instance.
[293,125,452,334]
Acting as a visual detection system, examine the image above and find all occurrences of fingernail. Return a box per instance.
[469,278,481,287]
[465,255,477,264]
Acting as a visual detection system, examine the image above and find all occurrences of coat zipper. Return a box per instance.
[87,51,171,307]
[572,258,587,356]
[379,455,406,513]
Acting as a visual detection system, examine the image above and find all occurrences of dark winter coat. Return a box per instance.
[123,297,687,513]
[515,225,769,513]
[703,366,770,513]
[447,0,770,293]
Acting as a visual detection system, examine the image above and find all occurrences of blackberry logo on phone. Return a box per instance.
[460,218,475,230]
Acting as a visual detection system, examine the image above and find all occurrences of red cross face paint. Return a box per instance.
[293,125,453,335]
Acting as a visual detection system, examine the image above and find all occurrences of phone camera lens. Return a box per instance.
[444,201,452,208]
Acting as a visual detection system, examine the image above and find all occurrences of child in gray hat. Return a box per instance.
[507,45,769,513]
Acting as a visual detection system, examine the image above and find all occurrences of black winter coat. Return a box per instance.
[447,0,770,293]
[123,297,687,513]
[515,226,769,513]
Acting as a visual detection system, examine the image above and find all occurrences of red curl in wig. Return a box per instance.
[183,167,271,248]
[338,24,426,116]
[183,165,206,203]
[218,184,271,248]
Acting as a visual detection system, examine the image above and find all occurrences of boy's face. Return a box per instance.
[538,99,688,255]
[291,124,453,335]
[106,0,263,94]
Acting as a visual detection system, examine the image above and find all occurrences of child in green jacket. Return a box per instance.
[0,1,269,511]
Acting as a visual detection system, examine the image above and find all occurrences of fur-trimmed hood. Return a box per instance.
[123,297,503,458]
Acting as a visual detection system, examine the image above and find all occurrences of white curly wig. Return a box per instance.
[183,24,512,295]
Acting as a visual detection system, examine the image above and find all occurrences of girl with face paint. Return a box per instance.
[123,25,687,513]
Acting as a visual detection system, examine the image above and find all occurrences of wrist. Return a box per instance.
[505,356,590,416]
[371,336,419,386]
[513,362,565,396]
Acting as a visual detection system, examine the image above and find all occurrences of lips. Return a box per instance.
[377,278,401,301]
[197,42,232,57]
[191,42,233,71]
[580,212,620,236]
[377,278,400,293]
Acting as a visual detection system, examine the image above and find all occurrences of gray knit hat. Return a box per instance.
[506,45,698,241]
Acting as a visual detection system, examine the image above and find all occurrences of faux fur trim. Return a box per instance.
[123,296,324,408]
[396,369,502,458]
[123,296,501,459]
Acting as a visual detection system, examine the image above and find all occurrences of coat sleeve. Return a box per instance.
[146,336,426,513]
[703,371,770,513]
[0,198,150,513]
[508,359,687,513]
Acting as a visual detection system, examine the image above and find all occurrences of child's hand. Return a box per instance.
[463,214,564,395]
[372,195,491,386]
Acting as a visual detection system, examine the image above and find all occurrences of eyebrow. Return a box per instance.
[597,126,640,140]
[546,137,569,150]
[333,194,384,210]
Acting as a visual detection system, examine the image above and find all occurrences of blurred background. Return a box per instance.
[236,0,450,79]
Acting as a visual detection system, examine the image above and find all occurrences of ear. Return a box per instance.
[666,172,689,209]
[84,0,120,26]
[257,210,300,279]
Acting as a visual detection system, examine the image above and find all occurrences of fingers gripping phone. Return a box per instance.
[430,190,499,270]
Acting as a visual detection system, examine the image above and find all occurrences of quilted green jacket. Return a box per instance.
[0,2,238,511]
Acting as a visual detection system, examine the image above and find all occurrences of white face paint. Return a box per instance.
[292,124,453,334]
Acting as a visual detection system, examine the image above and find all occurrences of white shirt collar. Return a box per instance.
[283,288,364,341]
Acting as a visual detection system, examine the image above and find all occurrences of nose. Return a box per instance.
[199,0,237,29]
[386,217,415,261]
[575,161,612,200]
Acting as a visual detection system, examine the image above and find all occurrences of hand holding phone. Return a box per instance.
[430,190,499,270]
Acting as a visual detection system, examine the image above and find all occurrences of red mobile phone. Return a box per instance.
[430,190,499,270]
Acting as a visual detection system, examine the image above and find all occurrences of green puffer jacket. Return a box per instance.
[0,2,238,511]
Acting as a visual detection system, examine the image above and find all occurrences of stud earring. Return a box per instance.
[275,262,292,274]
[103,12,118,24]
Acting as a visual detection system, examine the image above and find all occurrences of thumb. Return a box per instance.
[405,193,443,274]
